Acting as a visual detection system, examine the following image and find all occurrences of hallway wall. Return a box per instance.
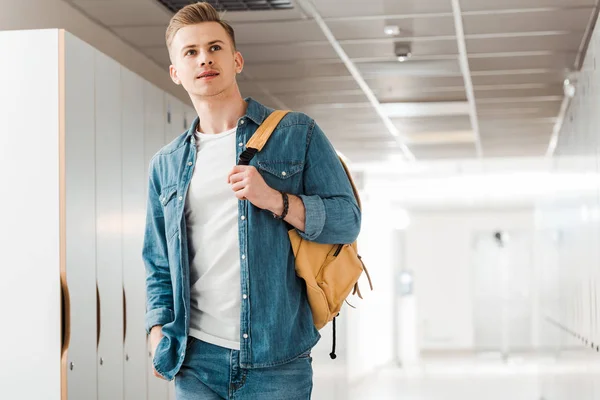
[535,7,600,400]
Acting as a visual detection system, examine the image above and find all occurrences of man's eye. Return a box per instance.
[185,49,196,56]
[210,45,221,51]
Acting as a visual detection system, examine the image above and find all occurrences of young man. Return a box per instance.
[142,2,361,399]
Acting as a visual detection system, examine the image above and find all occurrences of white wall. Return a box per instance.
[535,7,600,400]
[345,197,396,381]
[0,0,189,106]
[405,209,535,352]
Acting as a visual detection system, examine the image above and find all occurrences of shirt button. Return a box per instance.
[188,162,193,166]
[241,254,246,260]
[240,119,245,124]
[178,196,183,201]
[241,215,246,220]
[281,171,287,176]
[243,294,248,299]
[239,142,244,147]
[243,334,248,339]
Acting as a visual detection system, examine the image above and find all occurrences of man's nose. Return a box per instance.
[199,52,213,67]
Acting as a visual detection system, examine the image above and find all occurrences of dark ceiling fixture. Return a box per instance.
[156,0,294,13]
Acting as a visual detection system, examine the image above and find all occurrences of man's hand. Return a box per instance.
[227,165,280,212]
[150,325,166,380]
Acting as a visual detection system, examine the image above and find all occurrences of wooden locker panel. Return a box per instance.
[143,80,171,400]
[64,31,98,400]
[121,66,149,400]
[0,29,62,400]
[95,50,125,400]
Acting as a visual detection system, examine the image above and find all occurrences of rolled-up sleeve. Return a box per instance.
[296,120,361,244]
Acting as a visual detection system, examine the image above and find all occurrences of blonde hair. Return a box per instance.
[165,2,236,55]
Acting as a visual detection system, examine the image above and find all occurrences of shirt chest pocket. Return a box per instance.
[256,160,304,194]
[160,185,179,240]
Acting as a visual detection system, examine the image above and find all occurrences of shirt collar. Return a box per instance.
[185,97,268,142]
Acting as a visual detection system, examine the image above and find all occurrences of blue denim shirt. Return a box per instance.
[142,98,361,380]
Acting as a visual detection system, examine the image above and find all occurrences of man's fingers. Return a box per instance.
[231,180,246,192]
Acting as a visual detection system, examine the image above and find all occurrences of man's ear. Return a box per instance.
[169,65,181,85]
[234,51,244,74]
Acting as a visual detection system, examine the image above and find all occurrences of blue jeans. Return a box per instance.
[175,337,313,399]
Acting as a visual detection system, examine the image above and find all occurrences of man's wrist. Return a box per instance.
[269,189,285,216]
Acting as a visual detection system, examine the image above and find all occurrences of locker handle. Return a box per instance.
[60,277,71,355]
[96,283,101,348]
[123,287,127,344]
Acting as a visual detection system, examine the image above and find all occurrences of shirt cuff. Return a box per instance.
[297,194,325,241]
[145,307,174,335]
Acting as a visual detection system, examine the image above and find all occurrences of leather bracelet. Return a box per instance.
[273,191,289,220]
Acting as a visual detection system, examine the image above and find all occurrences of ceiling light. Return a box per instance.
[384,25,401,36]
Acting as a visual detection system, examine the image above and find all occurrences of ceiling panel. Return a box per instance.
[343,40,459,58]
[243,61,352,80]
[471,70,567,85]
[238,78,361,94]
[231,20,325,43]
[314,0,452,18]
[469,53,576,71]
[113,26,167,48]
[463,7,594,35]
[459,0,596,12]
[220,9,305,22]
[358,59,462,77]
[474,85,563,99]
[467,32,585,53]
[237,43,339,62]
[378,90,467,103]
[277,93,369,106]
[327,17,456,39]
[72,0,171,26]
[410,143,478,159]
[393,115,473,133]
[367,75,467,90]
[478,106,561,118]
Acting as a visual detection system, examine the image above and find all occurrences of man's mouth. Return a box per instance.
[197,71,220,79]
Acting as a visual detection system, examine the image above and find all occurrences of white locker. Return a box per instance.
[1,29,175,400]
[122,66,149,400]
[64,32,98,400]
[95,49,124,400]
[0,28,62,400]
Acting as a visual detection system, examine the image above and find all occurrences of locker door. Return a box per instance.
[143,81,170,400]
[0,29,62,400]
[122,66,149,400]
[95,50,124,400]
[64,32,98,400]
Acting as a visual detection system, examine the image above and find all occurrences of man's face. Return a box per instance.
[169,22,243,98]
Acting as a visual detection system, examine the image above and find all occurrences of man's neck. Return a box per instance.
[191,90,247,134]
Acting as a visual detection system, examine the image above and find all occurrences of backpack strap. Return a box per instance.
[238,110,290,165]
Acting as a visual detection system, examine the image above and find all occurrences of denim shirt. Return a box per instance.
[142,98,361,380]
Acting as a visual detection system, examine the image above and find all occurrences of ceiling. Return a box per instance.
[64,0,599,163]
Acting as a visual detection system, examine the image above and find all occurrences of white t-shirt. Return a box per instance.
[185,126,241,350]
